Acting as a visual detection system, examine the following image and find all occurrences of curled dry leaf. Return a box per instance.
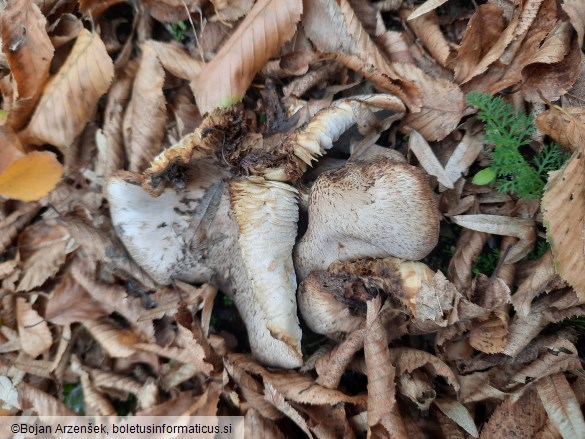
[192,0,302,114]
[16,222,71,292]
[434,398,479,438]
[83,318,139,358]
[536,105,585,151]
[542,150,585,300]
[402,9,451,67]
[453,4,506,84]
[448,228,488,291]
[22,29,114,148]
[302,0,417,107]
[364,296,400,436]
[1,0,54,130]
[125,42,166,172]
[45,273,109,325]
[17,381,76,416]
[452,215,536,263]
[315,329,366,389]
[479,388,547,439]
[16,297,52,358]
[408,129,453,188]
[511,250,556,318]
[536,373,585,439]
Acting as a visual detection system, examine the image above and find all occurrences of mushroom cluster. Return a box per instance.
[107,96,440,368]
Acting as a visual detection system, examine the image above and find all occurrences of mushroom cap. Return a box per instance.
[294,157,440,280]
[106,164,303,368]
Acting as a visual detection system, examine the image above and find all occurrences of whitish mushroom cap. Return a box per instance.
[294,157,440,280]
[229,177,302,357]
[107,167,304,368]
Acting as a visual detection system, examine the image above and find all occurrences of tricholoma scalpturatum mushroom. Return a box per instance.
[107,95,440,368]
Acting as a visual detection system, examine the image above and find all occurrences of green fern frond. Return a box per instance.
[467,92,569,200]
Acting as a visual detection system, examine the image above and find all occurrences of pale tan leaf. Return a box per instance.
[45,273,109,325]
[398,63,466,141]
[542,151,585,300]
[407,0,450,20]
[17,381,76,416]
[389,347,459,392]
[316,329,366,389]
[434,398,479,438]
[70,356,116,416]
[126,42,166,172]
[563,0,585,48]
[16,297,52,358]
[0,202,40,255]
[469,308,509,354]
[504,293,584,358]
[452,215,536,263]
[192,0,302,114]
[364,296,397,433]
[22,29,114,148]
[458,371,507,404]
[1,0,54,130]
[408,129,453,188]
[453,4,506,84]
[84,318,139,358]
[512,250,556,318]
[211,0,254,22]
[147,40,203,81]
[136,326,213,374]
[0,376,20,411]
[402,9,451,67]
[0,259,17,280]
[444,125,484,184]
[245,408,286,439]
[302,0,417,107]
[536,105,585,152]
[264,382,314,439]
[227,353,367,406]
[414,270,459,325]
[448,228,488,290]
[16,222,70,292]
[480,388,547,439]
[536,374,585,439]
[0,326,21,353]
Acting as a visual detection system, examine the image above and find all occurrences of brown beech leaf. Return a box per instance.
[397,64,466,141]
[364,297,397,435]
[16,222,71,292]
[469,308,509,354]
[17,381,76,416]
[84,318,140,358]
[16,297,52,358]
[125,42,166,172]
[316,329,366,389]
[302,0,418,108]
[407,0,450,20]
[245,409,286,439]
[452,215,536,263]
[22,29,114,148]
[147,40,204,81]
[479,388,547,439]
[434,398,479,438]
[511,250,556,318]
[264,382,314,439]
[192,0,302,114]
[448,228,488,291]
[453,4,506,84]
[408,129,453,188]
[414,270,459,325]
[542,151,585,300]
[536,373,585,438]
[402,9,451,67]
[1,0,54,130]
[45,273,109,325]
[536,105,585,151]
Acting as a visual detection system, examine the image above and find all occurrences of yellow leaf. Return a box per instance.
[0,151,63,201]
